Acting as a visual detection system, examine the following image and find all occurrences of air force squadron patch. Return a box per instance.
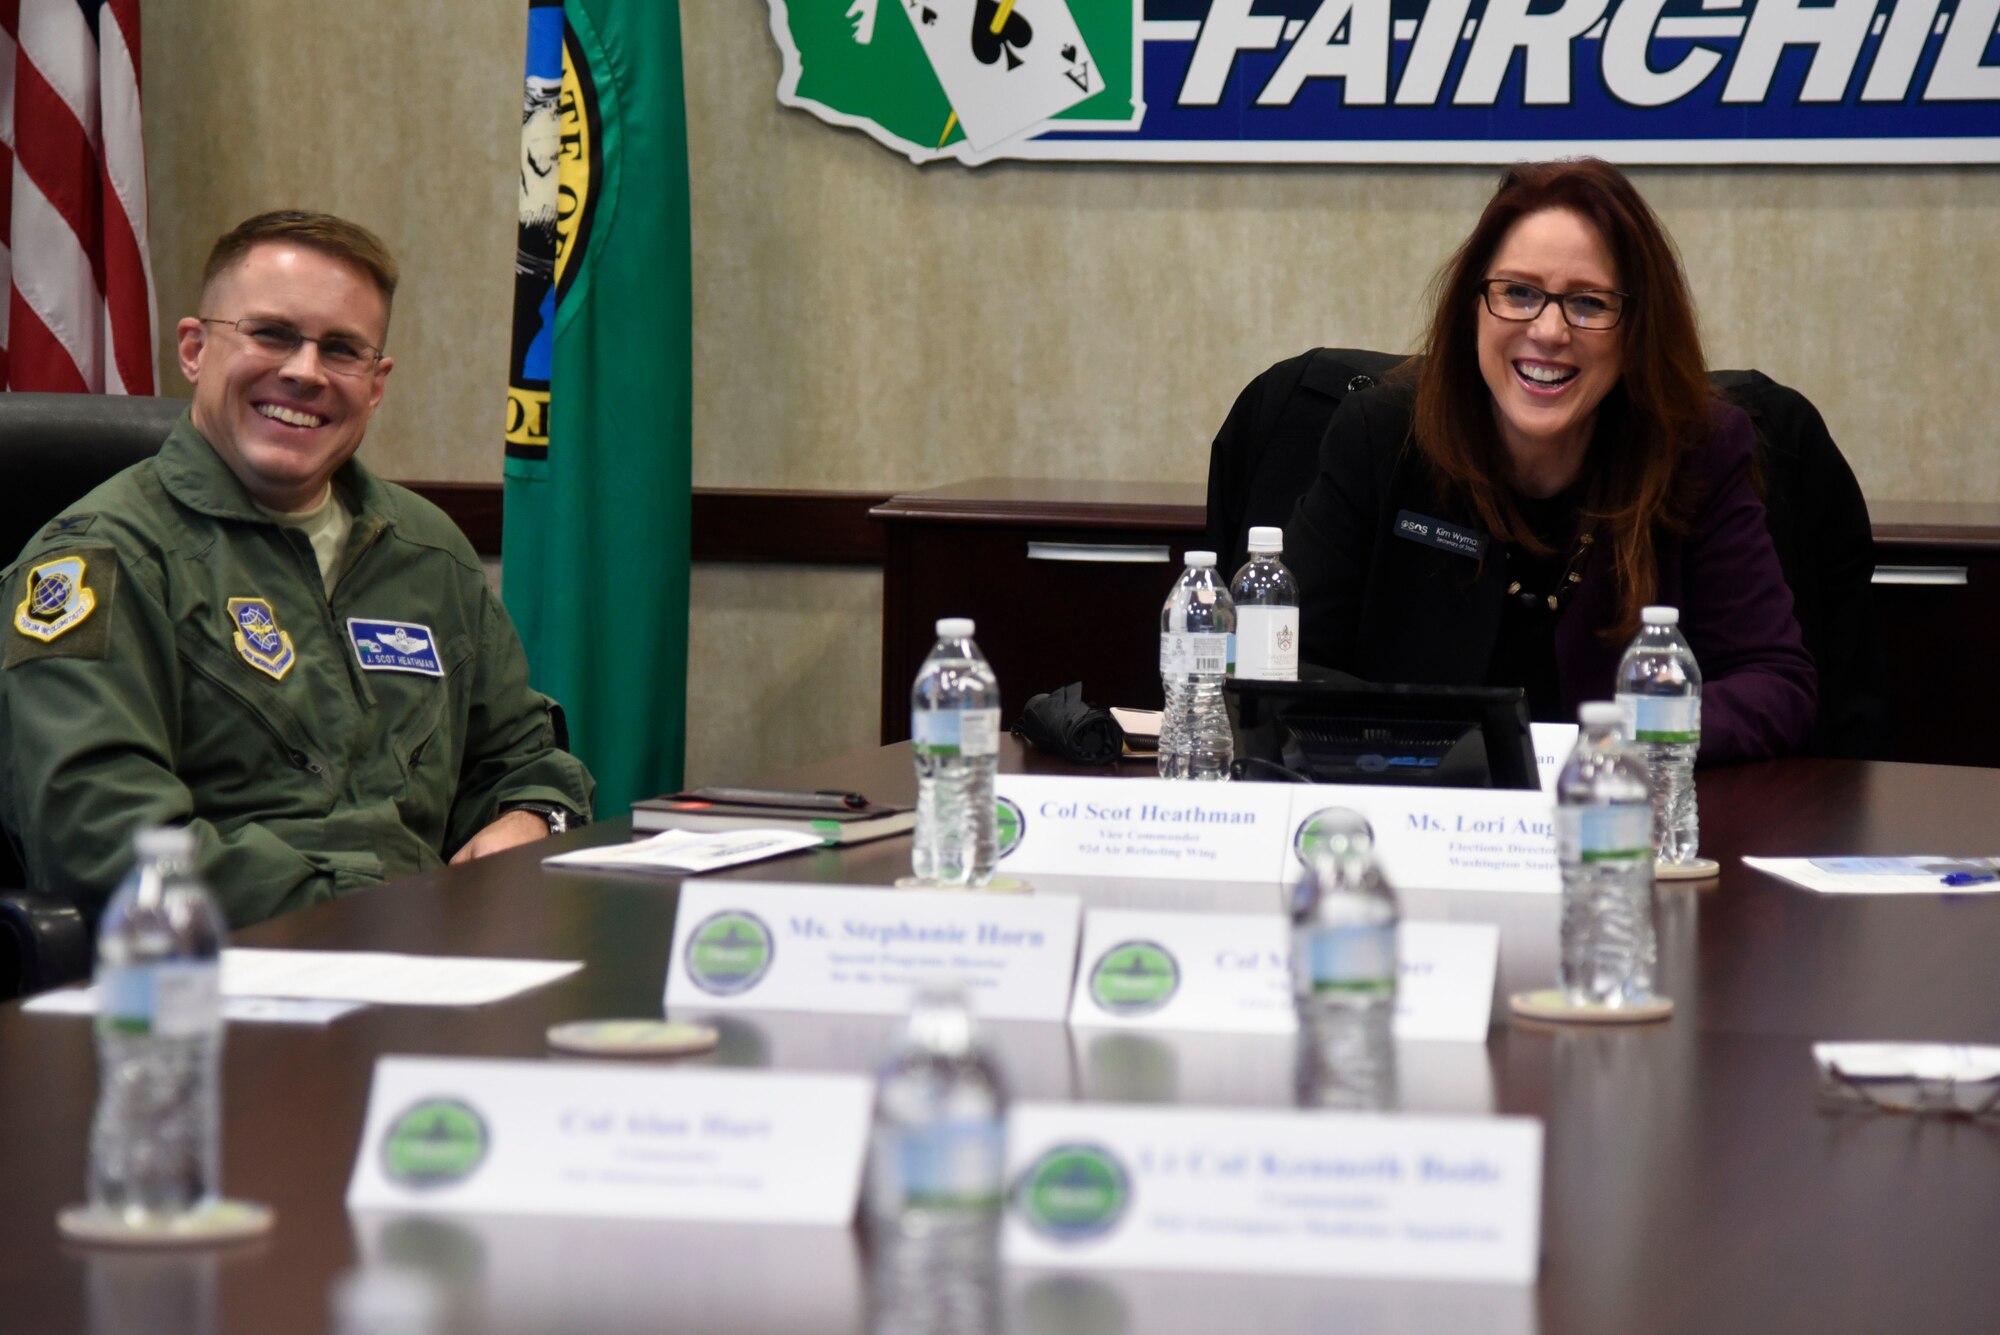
[348,619,444,677]
[228,597,297,680]
[13,555,99,643]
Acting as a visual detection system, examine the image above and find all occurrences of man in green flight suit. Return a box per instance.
[0,211,594,928]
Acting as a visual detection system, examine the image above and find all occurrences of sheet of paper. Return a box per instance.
[1743,855,2000,895]
[1814,1041,2000,1083]
[543,828,824,874]
[24,987,366,1025]
[221,949,581,1006]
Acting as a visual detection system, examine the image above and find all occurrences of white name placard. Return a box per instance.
[1068,910,1294,1034]
[1530,722,1578,793]
[995,775,1294,881]
[665,880,1081,1021]
[992,776,1557,895]
[1280,788,1558,896]
[1066,911,1497,1042]
[1395,922,1501,1042]
[1003,1103,1542,1283]
[345,1057,871,1224]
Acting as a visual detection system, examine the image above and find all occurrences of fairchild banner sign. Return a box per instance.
[770,0,2000,164]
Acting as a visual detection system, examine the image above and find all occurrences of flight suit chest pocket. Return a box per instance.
[364,631,471,833]
[176,614,327,816]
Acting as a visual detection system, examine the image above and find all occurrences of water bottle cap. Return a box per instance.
[133,825,196,860]
[1246,526,1284,553]
[935,617,975,638]
[1641,605,1680,626]
[1579,701,1624,726]
[904,982,978,1055]
[1183,550,1216,568]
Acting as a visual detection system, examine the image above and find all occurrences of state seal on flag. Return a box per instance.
[506,2,602,461]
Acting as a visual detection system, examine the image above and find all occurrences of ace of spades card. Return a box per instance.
[898,0,1104,151]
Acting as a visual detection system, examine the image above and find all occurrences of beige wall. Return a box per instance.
[143,1,2000,783]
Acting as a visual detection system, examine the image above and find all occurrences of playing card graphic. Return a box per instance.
[770,0,1137,165]
[901,0,1105,149]
[971,0,1032,68]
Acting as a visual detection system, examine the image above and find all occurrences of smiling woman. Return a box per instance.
[1283,158,1817,762]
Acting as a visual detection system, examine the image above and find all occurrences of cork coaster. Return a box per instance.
[547,1020,719,1057]
[1656,858,1722,882]
[893,874,1034,895]
[1509,989,1674,1024]
[58,1199,274,1247]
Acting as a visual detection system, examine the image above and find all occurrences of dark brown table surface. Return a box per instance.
[5,745,1999,1334]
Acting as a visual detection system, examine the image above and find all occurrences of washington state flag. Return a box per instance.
[504,0,692,816]
[771,0,1141,164]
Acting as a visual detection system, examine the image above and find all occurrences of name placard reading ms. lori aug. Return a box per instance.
[993,775,1557,893]
[1005,1103,1542,1284]
[346,1056,871,1224]
[665,880,1081,1021]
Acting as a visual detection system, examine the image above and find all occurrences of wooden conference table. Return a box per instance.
[3,744,1999,1333]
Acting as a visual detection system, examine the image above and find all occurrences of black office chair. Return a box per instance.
[0,391,184,998]
[1205,350,1889,758]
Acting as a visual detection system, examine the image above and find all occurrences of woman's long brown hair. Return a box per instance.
[1410,158,1713,644]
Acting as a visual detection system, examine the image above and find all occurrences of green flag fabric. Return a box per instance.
[504,0,691,817]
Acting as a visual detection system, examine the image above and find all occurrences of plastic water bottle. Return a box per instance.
[1289,811,1399,1111]
[864,985,1005,1333]
[865,984,1008,1236]
[1615,606,1703,865]
[1556,702,1658,1007]
[911,618,1000,887]
[1158,551,1235,781]
[88,826,228,1224]
[1228,526,1300,682]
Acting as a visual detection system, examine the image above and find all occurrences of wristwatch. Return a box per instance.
[504,801,578,836]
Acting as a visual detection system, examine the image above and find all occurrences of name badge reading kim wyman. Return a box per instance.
[348,619,444,677]
[1394,511,1486,560]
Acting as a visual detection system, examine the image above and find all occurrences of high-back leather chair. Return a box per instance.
[0,392,183,997]
[1204,351,1888,759]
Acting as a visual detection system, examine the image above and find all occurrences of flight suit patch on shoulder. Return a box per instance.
[5,547,117,666]
[228,597,298,681]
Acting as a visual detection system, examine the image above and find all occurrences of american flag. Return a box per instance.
[0,0,155,393]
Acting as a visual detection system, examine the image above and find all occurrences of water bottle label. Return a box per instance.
[892,1118,1005,1208]
[1160,632,1229,676]
[1558,805,1653,863]
[1301,923,1397,994]
[911,708,1000,758]
[1234,607,1299,680]
[97,961,222,1038]
[1618,694,1700,744]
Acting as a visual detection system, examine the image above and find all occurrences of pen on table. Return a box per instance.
[1939,870,1999,887]
[683,787,869,811]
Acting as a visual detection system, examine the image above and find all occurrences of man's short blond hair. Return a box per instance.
[201,210,399,313]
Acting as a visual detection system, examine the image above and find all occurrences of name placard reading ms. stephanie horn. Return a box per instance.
[665,880,1081,1021]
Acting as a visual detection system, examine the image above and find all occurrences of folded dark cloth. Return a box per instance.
[1013,682,1124,765]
